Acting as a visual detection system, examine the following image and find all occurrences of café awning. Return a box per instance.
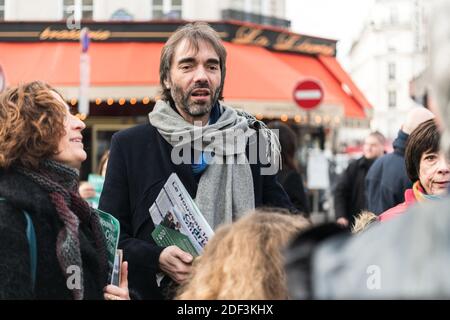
[0,41,369,119]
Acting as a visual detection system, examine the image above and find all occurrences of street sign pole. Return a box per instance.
[79,27,90,116]
[294,79,325,215]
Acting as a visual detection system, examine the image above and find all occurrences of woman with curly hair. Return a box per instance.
[175,210,310,300]
[0,81,119,299]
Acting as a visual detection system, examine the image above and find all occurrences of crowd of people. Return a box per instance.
[0,0,449,300]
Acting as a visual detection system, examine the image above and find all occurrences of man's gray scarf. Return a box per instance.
[149,100,280,229]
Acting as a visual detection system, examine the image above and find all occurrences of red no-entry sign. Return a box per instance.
[293,79,323,110]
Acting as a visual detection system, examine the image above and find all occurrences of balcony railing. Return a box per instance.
[221,9,290,29]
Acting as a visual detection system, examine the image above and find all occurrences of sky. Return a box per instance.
[285,0,375,67]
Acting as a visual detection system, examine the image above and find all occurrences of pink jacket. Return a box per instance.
[378,189,417,222]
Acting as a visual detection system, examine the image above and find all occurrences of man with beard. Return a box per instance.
[99,22,293,299]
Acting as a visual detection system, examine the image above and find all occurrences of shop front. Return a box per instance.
[0,20,371,177]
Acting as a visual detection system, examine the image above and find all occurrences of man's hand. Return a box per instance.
[159,246,193,284]
[336,217,349,227]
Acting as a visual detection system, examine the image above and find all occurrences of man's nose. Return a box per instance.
[193,66,208,83]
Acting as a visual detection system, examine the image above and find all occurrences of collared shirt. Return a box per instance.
[191,103,222,177]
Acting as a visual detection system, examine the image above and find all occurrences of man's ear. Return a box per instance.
[164,78,171,90]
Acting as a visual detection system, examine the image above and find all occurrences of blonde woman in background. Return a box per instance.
[176,210,310,300]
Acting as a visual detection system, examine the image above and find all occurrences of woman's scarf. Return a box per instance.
[413,180,444,202]
[16,160,108,300]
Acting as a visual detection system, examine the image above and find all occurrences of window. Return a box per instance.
[0,0,5,20]
[388,90,397,108]
[168,0,182,19]
[231,0,245,11]
[63,0,93,20]
[152,0,182,20]
[110,8,134,21]
[390,6,399,25]
[231,0,261,13]
[251,0,262,15]
[152,0,164,19]
[388,62,396,80]
[63,0,75,19]
[82,0,93,20]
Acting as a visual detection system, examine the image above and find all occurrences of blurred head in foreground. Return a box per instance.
[176,210,310,300]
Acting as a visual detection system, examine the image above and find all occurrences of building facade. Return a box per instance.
[0,0,288,28]
[0,0,371,182]
[348,0,429,139]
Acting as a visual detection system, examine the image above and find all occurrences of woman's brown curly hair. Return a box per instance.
[0,81,67,170]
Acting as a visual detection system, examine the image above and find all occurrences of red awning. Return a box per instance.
[273,51,369,118]
[0,41,369,118]
[318,55,372,110]
[0,42,163,85]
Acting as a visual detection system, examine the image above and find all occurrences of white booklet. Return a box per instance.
[149,173,214,256]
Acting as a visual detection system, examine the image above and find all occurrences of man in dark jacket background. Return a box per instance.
[365,107,435,214]
[334,131,385,227]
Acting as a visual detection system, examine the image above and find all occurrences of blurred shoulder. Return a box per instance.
[113,123,156,141]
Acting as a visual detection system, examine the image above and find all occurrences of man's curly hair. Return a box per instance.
[0,81,67,170]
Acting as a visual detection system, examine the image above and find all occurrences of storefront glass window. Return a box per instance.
[0,0,5,20]
[152,0,182,20]
[388,62,396,80]
[388,90,397,108]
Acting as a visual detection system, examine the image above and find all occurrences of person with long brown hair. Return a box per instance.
[175,210,310,300]
[0,81,110,299]
[268,121,310,216]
